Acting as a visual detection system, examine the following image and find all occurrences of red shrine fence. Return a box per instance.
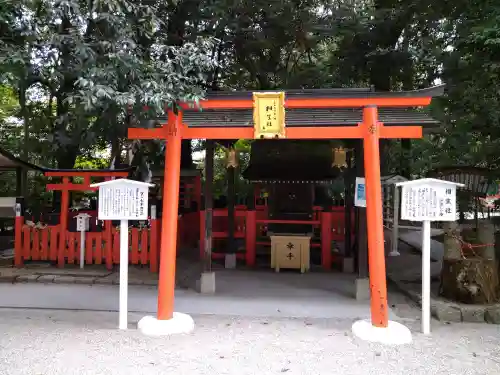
[15,205,352,270]
[14,175,201,270]
[15,217,161,271]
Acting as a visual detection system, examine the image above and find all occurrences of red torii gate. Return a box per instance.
[45,170,129,268]
[128,86,443,338]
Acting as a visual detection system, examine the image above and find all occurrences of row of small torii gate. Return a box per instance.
[13,85,446,344]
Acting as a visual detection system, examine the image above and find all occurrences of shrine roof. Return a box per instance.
[0,147,132,173]
[0,147,45,171]
[427,166,498,195]
[180,107,439,128]
[142,85,445,130]
[201,84,444,100]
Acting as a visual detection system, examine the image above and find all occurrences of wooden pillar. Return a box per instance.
[14,199,23,267]
[105,221,113,270]
[102,177,111,270]
[362,106,389,328]
[321,211,332,270]
[344,148,353,257]
[203,140,215,271]
[227,159,236,253]
[157,110,183,321]
[254,184,260,208]
[194,174,202,210]
[57,177,70,268]
[245,194,257,266]
[355,141,368,278]
[199,209,206,259]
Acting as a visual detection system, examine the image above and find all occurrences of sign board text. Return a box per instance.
[96,184,149,221]
[253,92,286,139]
[401,183,457,222]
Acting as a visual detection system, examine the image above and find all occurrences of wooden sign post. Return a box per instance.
[75,213,91,269]
[396,178,463,335]
[90,179,153,330]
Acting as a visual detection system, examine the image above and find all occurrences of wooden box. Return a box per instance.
[270,235,311,273]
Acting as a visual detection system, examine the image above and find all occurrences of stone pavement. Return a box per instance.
[0,264,159,286]
[0,268,403,323]
[397,228,444,260]
[0,253,202,288]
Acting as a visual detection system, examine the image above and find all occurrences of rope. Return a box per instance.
[451,234,495,258]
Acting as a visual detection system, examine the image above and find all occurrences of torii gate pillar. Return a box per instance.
[132,110,195,336]
[351,106,413,345]
[362,106,388,327]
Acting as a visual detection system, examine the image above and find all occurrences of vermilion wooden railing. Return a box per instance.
[15,205,354,272]
[14,219,160,272]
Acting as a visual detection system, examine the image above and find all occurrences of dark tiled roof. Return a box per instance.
[427,166,498,195]
[203,84,445,100]
[146,85,445,129]
[0,147,46,171]
[181,107,439,128]
[0,147,132,173]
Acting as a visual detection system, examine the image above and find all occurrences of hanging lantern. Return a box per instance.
[226,147,239,168]
[332,147,348,168]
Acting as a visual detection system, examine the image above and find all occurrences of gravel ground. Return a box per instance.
[0,307,499,375]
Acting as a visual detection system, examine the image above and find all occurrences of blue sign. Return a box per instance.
[355,177,366,207]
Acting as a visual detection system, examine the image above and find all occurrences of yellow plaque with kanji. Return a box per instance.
[253,91,286,139]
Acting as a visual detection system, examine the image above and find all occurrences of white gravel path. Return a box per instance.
[0,308,499,375]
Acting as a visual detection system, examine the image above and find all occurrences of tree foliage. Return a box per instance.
[0,0,499,196]
[0,0,216,171]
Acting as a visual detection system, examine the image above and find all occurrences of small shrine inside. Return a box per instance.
[240,139,348,271]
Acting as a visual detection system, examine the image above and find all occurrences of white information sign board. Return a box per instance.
[400,181,458,222]
[354,177,366,208]
[90,179,153,330]
[96,181,149,221]
[396,178,464,336]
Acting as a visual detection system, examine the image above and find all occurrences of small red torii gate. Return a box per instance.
[45,170,129,268]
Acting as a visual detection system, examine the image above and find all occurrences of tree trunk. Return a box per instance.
[51,148,78,210]
[109,139,122,168]
[19,82,29,199]
[440,220,499,304]
[478,219,496,260]
[440,258,498,304]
